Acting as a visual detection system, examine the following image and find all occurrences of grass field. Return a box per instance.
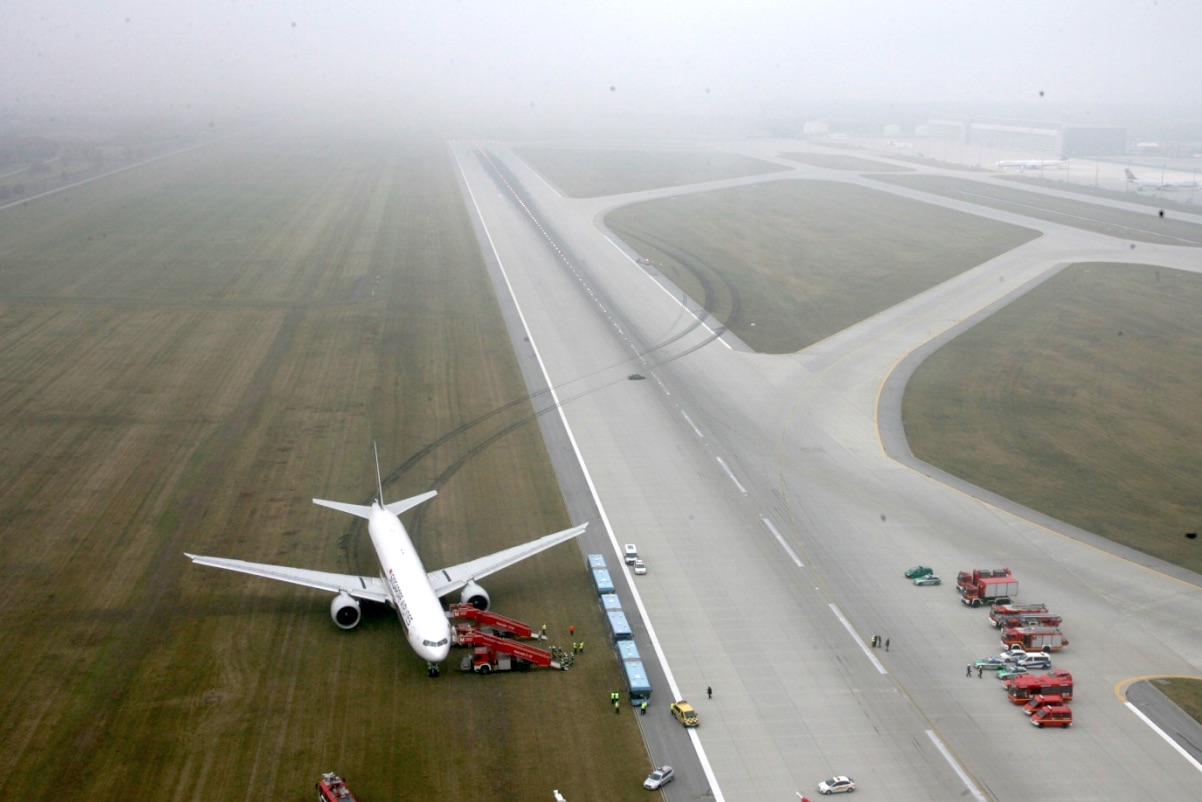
[605,180,1038,352]
[0,131,649,801]
[777,152,914,172]
[1153,677,1202,723]
[515,146,789,197]
[903,262,1202,574]
[875,174,1202,246]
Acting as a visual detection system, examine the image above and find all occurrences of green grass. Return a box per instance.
[874,174,1202,246]
[516,146,789,197]
[903,263,1202,573]
[0,131,649,801]
[1153,678,1202,722]
[777,152,914,171]
[606,180,1038,352]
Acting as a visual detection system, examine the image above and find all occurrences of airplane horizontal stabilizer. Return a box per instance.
[385,489,438,517]
[313,498,374,519]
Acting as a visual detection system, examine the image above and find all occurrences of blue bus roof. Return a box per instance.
[606,610,632,639]
[587,553,607,569]
[592,568,614,594]
[600,593,622,611]
[617,640,641,661]
[622,660,651,692]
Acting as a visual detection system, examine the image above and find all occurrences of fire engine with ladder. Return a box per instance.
[447,603,567,673]
[316,771,358,802]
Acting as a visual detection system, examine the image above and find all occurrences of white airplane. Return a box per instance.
[995,158,1068,171]
[1124,168,1200,191]
[185,445,588,676]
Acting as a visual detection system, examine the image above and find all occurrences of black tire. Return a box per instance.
[479,664,491,675]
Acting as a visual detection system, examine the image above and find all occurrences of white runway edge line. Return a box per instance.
[456,148,726,802]
[828,604,886,675]
[1126,702,1202,774]
[925,730,989,802]
[760,517,803,567]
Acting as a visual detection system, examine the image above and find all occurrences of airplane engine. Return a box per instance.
[459,581,490,611]
[330,592,361,629]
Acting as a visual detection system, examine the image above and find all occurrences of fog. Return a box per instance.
[3,0,1202,136]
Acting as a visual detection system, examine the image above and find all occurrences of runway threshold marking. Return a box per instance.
[926,730,989,802]
[760,516,803,566]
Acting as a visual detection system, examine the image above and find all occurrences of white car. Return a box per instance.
[818,776,856,794]
[633,559,647,575]
[644,765,674,790]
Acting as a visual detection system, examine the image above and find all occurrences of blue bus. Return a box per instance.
[623,660,651,705]
[617,640,641,662]
[606,610,632,641]
[592,569,614,596]
[600,593,622,611]
[587,553,607,570]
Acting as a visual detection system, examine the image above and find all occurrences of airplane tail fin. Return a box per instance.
[373,441,385,505]
[313,441,438,519]
[1125,168,1137,181]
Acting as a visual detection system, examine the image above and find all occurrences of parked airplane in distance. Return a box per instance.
[185,444,588,676]
[1124,168,1200,191]
[996,158,1068,171]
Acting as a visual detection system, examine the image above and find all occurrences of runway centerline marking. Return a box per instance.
[715,456,747,494]
[760,516,803,566]
[926,730,989,802]
[829,603,886,674]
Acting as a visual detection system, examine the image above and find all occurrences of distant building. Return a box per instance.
[923,117,1127,157]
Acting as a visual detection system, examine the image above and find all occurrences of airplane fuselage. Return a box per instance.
[366,502,452,663]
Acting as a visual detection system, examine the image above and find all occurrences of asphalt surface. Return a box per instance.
[451,139,1202,801]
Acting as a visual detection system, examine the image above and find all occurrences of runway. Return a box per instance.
[452,140,1202,801]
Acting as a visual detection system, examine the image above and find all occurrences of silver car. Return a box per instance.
[644,765,674,790]
[818,776,856,794]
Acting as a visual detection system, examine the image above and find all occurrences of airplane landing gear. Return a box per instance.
[427,663,441,678]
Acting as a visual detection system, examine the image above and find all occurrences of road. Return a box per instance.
[451,139,1202,801]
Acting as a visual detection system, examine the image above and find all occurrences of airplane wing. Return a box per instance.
[184,553,390,604]
[426,523,588,598]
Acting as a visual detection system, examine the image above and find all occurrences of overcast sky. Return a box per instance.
[3,1,1201,127]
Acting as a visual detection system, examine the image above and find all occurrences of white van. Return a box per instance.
[623,544,639,565]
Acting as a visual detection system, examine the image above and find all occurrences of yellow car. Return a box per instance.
[670,701,699,727]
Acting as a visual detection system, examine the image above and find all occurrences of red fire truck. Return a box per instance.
[1005,669,1073,705]
[317,772,358,802]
